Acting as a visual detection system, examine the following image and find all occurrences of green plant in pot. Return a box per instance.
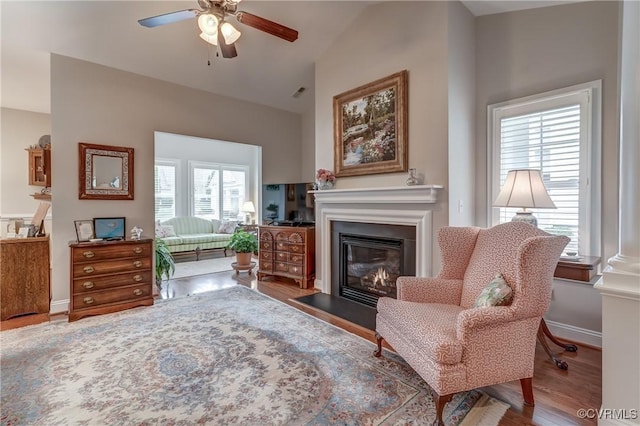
[155,238,175,290]
[227,229,258,266]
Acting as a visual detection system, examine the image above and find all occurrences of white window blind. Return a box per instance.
[222,170,246,220]
[489,81,601,257]
[192,168,219,220]
[154,163,176,221]
[189,162,249,221]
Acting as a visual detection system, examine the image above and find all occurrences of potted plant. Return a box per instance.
[227,229,258,266]
[155,238,175,290]
[265,202,279,219]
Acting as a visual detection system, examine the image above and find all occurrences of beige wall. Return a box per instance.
[447,1,476,226]
[0,108,51,217]
[315,2,452,274]
[50,55,301,310]
[474,1,620,339]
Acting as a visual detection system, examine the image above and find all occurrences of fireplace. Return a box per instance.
[332,221,416,307]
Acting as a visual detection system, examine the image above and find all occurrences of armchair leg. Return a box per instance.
[520,377,535,406]
[433,392,454,426]
[374,332,383,357]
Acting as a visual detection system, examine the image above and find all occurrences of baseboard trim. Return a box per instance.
[50,299,69,315]
[544,319,602,348]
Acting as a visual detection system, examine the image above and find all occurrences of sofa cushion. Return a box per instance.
[161,236,184,246]
[161,217,214,235]
[376,298,464,365]
[211,219,222,233]
[180,233,232,245]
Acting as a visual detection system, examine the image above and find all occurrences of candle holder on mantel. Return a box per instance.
[406,168,419,186]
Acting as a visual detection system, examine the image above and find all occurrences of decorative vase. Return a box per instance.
[406,168,419,186]
[316,180,334,190]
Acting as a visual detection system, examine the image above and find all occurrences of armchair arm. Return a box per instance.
[396,276,463,304]
[455,306,519,341]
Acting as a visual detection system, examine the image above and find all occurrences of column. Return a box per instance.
[595,2,640,425]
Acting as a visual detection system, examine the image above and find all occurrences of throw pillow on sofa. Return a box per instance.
[156,224,177,238]
[474,273,513,308]
[219,220,238,234]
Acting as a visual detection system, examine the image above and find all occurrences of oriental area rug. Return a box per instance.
[1,286,509,425]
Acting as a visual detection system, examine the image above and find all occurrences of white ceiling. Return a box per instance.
[1,1,583,115]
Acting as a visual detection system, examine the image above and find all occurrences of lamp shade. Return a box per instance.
[220,22,241,44]
[241,201,256,213]
[494,169,556,209]
[198,13,218,36]
[199,32,218,45]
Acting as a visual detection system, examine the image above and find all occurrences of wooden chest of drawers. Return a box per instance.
[257,226,315,289]
[69,238,153,321]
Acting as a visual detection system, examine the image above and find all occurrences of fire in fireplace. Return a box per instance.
[332,221,416,307]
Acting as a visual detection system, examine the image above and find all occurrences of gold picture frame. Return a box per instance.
[333,70,408,177]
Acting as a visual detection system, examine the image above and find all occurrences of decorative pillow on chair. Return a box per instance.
[218,220,238,234]
[474,273,513,307]
[156,224,176,238]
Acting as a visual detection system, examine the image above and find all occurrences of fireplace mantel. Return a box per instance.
[313,184,444,295]
[311,185,443,204]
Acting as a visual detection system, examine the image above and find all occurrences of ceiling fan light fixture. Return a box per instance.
[220,22,241,44]
[197,13,218,36]
[199,32,218,45]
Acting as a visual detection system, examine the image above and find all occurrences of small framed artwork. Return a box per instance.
[17,227,30,239]
[333,70,408,177]
[93,217,126,241]
[74,220,95,242]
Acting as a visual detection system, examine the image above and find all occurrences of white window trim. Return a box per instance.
[187,160,250,219]
[486,80,602,256]
[154,158,183,219]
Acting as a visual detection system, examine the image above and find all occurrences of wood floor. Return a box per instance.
[2,269,602,425]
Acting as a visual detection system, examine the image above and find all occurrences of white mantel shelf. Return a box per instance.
[311,185,444,204]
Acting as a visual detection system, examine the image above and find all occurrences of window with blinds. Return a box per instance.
[189,162,248,221]
[488,81,601,257]
[154,163,177,221]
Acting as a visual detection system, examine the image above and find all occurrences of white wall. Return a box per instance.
[0,108,51,218]
[473,1,620,343]
[315,2,452,275]
[50,55,302,312]
[155,131,261,220]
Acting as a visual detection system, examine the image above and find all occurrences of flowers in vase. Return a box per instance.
[314,168,336,190]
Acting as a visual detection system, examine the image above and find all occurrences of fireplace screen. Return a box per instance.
[342,235,401,303]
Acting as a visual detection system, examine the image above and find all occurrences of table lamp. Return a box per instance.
[493,169,556,227]
[241,201,256,224]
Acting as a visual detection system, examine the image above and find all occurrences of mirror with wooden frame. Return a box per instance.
[78,142,134,200]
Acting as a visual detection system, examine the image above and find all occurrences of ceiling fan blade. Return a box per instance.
[235,11,298,42]
[138,9,198,28]
[218,31,238,58]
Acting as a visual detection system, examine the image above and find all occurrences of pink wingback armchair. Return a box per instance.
[374,222,569,425]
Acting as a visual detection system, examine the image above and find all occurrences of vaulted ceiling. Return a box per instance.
[1,1,582,115]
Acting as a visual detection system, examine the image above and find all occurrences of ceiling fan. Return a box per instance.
[138,0,298,59]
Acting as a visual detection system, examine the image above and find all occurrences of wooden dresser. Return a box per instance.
[0,237,50,322]
[257,225,315,289]
[69,238,153,322]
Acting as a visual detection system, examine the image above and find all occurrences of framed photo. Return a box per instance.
[93,217,126,240]
[74,220,95,242]
[333,70,408,177]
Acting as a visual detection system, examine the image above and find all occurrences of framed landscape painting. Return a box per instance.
[333,70,408,177]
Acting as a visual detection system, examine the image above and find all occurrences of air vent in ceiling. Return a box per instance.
[292,87,306,98]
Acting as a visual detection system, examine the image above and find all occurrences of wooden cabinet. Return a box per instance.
[0,237,51,321]
[27,147,51,187]
[257,225,315,289]
[69,238,153,321]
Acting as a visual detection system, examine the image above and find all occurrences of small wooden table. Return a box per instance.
[232,261,256,275]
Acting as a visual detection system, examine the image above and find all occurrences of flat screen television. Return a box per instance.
[93,217,126,240]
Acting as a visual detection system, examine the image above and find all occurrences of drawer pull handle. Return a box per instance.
[83,266,95,274]
[83,297,94,305]
[133,289,143,296]
[83,251,95,258]
[82,281,94,289]
[133,247,143,254]
[133,274,143,282]
[133,260,143,268]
